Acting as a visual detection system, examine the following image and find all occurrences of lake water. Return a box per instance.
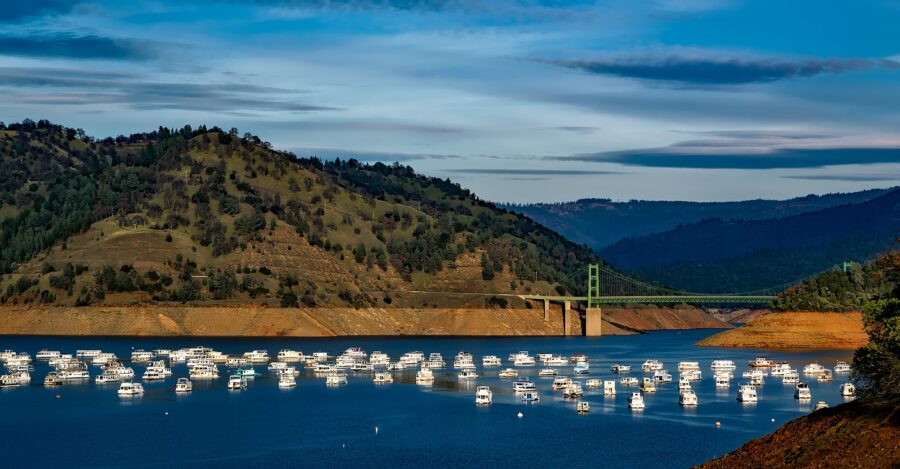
[0,330,854,468]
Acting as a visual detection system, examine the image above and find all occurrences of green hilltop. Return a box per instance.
[0,119,598,308]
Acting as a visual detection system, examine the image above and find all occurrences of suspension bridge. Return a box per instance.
[519,263,826,337]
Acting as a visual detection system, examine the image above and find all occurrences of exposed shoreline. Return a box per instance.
[696,311,867,349]
[0,304,730,337]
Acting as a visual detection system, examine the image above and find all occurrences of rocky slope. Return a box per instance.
[696,311,867,349]
[699,400,900,468]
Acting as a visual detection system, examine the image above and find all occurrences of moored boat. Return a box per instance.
[475,386,493,405]
[175,378,193,393]
[117,381,144,396]
[679,389,698,406]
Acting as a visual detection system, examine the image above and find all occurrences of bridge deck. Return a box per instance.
[522,295,774,304]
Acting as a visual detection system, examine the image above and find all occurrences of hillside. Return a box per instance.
[699,400,899,468]
[0,119,599,308]
[598,190,900,292]
[695,311,867,349]
[504,189,891,250]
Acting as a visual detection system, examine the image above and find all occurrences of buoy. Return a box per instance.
[56,394,61,399]
[165,412,169,416]
[375,426,379,434]
[342,444,346,449]
[715,421,721,427]
[771,418,775,422]
[517,412,523,418]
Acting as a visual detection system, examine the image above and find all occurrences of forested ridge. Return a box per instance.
[774,248,898,312]
[0,119,599,307]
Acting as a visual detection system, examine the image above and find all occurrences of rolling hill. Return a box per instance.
[599,190,900,293]
[504,189,892,250]
[0,119,599,308]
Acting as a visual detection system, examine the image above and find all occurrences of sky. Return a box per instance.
[1,0,899,202]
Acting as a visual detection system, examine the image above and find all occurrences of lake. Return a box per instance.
[0,330,854,468]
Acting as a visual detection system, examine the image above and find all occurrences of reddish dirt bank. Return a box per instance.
[699,400,900,468]
[0,306,570,337]
[0,304,729,337]
[602,306,732,333]
[696,311,868,349]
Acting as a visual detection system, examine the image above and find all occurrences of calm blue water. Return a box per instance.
[0,330,854,468]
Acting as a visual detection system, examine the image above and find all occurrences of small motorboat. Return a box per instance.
[563,382,584,398]
[603,380,616,396]
[475,386,493,405]
[794,383,812,400]
[117,382,144,396]
[577,401,590,414]
[278,374,297,388]
[175,378,193,393]
[628,392,645,409]
[679,389,698,406]
[373,372,394,384]
[840,382,856,397]
[227,374,247,390]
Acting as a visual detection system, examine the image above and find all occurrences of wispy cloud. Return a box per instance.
[0,66,337,113]
[549,146,900,169]
[0,33,156,60]
[556,126,601,134]
[293,147,462,162]
[782,174,900,182]
[446,168,622,175]
[544,52,899,85]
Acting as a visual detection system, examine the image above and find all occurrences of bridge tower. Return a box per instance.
[585,263,603,336]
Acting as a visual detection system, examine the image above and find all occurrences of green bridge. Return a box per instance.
[521,294,775,304]
[520,264,779,336]
[523,264,776,307]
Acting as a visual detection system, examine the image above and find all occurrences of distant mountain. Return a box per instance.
[599,190,900,293]
[503,189,893,250]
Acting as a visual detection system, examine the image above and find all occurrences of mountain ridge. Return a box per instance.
[0,119,599,308]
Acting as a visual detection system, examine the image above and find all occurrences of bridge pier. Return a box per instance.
[564,300,577,336]
[543,299,550,322]
[585,307,602,336]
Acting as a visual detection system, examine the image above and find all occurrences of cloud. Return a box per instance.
[782,174,900,182]
[0,66,338,113]
[0,33,156,60]
[675,129,836,140]
[446,168,622,175]
[556,126,601,134]
[549,146,900,169]
[545,53,898,85]
[0,1,74,22]
[293,147,462,162]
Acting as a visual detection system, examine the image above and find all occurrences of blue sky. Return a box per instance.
[1,0,899,202]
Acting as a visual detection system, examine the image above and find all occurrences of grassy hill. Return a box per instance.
[0,119,599,308]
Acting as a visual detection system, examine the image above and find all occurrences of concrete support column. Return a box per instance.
[543,299,550,322]
[563,300,575,336]
[585,307,602,336]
